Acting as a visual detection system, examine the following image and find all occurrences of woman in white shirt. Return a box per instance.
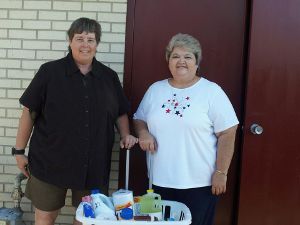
[133,33,239,225]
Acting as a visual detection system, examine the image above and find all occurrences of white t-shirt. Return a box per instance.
[133,78,239,189]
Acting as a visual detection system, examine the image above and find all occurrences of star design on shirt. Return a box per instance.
[162,93,192,118]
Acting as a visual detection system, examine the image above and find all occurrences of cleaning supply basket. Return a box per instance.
[75,150,192,224]
[76,199,191,224]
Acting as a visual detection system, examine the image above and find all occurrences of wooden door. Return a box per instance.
[120,1,248,225]
[237,0,300,224]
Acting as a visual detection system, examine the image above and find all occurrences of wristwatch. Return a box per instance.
[11,147,25,156]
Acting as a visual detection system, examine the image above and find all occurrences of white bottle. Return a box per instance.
[90,189,116,220]
[112,189,134,219]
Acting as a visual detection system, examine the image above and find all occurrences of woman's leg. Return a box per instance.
[35,208,59,225]
[153,185,218,225]
[25,175,67,224]
[177,186,218,225]
[152,184,177,200]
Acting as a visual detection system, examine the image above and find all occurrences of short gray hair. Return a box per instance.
[166,33,202,65]
[67,17,101,51]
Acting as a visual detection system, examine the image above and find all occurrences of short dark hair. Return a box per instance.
[67,17,102,44]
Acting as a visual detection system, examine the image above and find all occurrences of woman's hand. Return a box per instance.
[138,130,157,153]
[15,155,30,178]
[120,134,138,149]
[211,171,227,195]
[133,119,157,153]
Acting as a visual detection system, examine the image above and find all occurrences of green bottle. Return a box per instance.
[140,189,162,214]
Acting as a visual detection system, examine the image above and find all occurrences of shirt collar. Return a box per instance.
[66,52,80,76]
[66,52,102,79]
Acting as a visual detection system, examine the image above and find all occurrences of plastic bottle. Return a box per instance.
[112,189,134,220]
[82,196,95,218]
[139,189,162,214]
[90,189,116,220]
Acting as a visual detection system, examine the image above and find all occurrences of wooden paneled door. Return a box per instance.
[120,1,248,225]
[237,0,300,224]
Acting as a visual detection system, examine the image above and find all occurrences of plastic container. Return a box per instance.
[112,189,134,219]
[82,196,95,218]
[76,151,191,224]
[139,189,162,214]
[76,200,192,225]
[90,189,116,220]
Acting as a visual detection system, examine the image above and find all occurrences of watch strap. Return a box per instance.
[12,147,25,155]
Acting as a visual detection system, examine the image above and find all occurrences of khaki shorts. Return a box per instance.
[25,175,90,211]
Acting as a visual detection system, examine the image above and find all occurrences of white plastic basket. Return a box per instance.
[76,200,192,225]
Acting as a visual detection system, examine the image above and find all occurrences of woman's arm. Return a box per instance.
[133,119,157,153]
[211,125,238,195]
[15,107,34,177]
[116,114,138,149]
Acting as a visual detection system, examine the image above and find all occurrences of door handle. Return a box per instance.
[250,124,263,135]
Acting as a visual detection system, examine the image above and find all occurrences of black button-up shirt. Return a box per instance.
[20,53,129,190]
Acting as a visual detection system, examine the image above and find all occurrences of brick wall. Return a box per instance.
[0,0,127,224]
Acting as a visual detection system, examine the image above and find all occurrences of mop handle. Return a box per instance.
[148,152,153,190]
[125,149,130,190]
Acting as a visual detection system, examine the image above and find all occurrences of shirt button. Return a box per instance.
[85,110,89,113]
[85,95,88,99]
[85,124,89,127]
